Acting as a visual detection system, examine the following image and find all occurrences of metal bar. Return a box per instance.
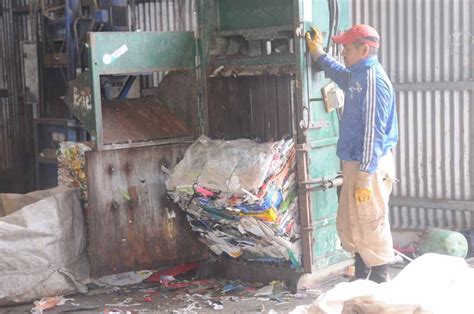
[101,136,195,151]
[215,54,295,67]
[389,196,474,212]
[394,81,474,92]
[294,0,313,274]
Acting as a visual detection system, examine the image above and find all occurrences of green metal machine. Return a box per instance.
[68,0,351,280]
[198,0,351,274]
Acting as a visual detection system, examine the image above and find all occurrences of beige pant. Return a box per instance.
[336,153,395,267]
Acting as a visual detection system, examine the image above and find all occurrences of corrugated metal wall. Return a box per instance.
[131,0,197,89]
[0,0,196,190]
[352,0,474,230]
[0,0,34,181]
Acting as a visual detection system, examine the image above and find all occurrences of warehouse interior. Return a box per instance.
[0,0,473,312]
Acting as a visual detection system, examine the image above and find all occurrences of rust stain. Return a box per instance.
[102,98,191,145]
[87,144,208,277]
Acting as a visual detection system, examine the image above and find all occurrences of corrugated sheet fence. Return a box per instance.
[0,0,196,190]
[0,0,34,184]
[352,0,474,230]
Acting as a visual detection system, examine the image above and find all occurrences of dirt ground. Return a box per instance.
[0,264,406,314]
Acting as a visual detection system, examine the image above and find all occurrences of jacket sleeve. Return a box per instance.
[314,54,351,90]
[359,67,392,174]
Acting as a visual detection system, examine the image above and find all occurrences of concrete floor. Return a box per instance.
[0,262,412,314]
[0,272,353,313]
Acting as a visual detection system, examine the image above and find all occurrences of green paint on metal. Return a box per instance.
[198,0,219,135]
[198,0,351,273]
[314,250,352,269]
[307,146,339,178]
[86,31,197,150]
[89,31,196,75]
[64,70,96,136]
[295,0,351,267]
[218,0,293,30]
[306,137,338,148]
[312,224,340,256]
[311,189,338,220]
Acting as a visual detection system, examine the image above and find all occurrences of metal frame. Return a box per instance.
[86,31,196,151]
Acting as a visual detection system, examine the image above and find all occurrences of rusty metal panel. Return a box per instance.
[207,76,294,141]
[151,70,199,135]
[101,98,191,145]
[86,143,208,277]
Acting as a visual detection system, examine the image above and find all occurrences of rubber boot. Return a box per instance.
[354,253,370,280]
[369,264,390,283]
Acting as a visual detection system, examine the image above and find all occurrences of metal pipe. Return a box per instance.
[299,175,344,191]
[118,76,137,100]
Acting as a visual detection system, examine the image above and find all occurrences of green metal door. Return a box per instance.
[294,0,350,272]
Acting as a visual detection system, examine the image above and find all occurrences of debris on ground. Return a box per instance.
[31,296,73,313]
[147,262,200,283]
[98,270,153,287]
[3,262,341,313]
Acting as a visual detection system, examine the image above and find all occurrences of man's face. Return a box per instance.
[342,43,368,67]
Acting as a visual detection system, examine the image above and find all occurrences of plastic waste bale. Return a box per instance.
[166,135,277,194]
[166,135,302,268]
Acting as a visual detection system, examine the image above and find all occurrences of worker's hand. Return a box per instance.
[355,171,373,205]
[305,26,325,59]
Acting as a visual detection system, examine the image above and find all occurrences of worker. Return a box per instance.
[305,24,399,283]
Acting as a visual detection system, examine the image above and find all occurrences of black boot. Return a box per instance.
[354,253,370,280]
[369,264,390,283]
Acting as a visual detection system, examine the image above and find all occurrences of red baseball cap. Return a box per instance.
[332,24,380,48]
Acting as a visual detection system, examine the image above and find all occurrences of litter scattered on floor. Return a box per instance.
[105,297,143,308]
[147,262,200,283]
[166,135,302,267]
[31,296,74,313]
[254,284,274,297]
[98,270,153,287]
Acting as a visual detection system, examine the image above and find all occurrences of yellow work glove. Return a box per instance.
[305,26,325,59]
[355,171,373,205]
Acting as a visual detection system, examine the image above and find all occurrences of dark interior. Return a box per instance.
[207,75,296,141]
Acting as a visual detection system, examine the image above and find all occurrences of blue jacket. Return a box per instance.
[316,54,398,174]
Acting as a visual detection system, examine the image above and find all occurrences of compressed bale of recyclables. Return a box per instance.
[166,135,302,267]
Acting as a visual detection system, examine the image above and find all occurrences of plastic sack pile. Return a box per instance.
[166,135,302,267]
[0,187,89,306]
